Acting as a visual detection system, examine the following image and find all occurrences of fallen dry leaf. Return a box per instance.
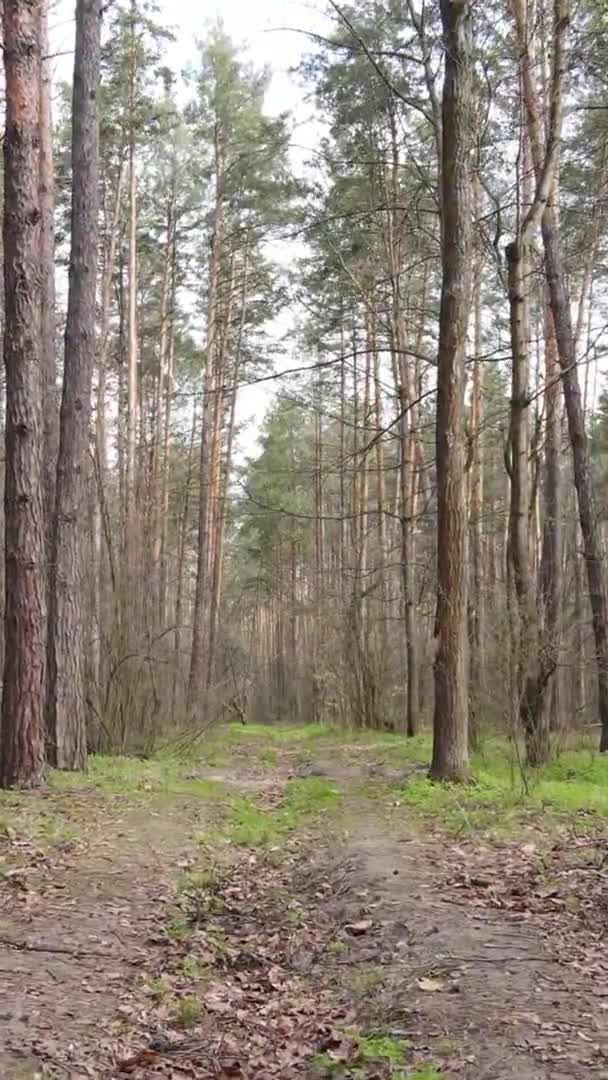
[118,1048,162,1072]
[417,976,445,993]
[344,919,372,936]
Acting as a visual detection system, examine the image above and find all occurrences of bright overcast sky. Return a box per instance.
[51,0,330,449]
[52,0,327,122]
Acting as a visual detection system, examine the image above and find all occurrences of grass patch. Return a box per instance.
[231,722,336,744]
[345,732,432,766]
[0,798,83,852]
[313,1029,408,1077]
[49,754,224,799]
[357,1033,405,1064]
[258,747,279,766]
[397,741,608,834]
[224,777,341,848]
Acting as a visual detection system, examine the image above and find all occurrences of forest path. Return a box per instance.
[0,732,607,1078]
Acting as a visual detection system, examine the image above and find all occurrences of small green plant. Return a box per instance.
[357,1032,405,1064]
[259,747,278,766]
[327,938,346,955]
[178,866,219,893]
[312,1030,407,1076]
[175,995,202,1027]
[180,954,210,981]
[347,966,385,995]
[145,976,170,1002]
[166,917,193,942]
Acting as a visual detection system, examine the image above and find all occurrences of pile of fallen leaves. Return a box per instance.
[0,817,82,917]
[445,826,608,925]
[112,840,390,1078]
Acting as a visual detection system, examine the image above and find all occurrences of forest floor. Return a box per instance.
[1,726,608,1080]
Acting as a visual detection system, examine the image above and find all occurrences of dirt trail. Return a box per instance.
[345,825,608,1079]
[0,792,206,1078]
[1,748,607,1078]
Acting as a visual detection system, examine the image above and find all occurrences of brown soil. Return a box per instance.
[344,824,608,1078]
[1,750,607,1079]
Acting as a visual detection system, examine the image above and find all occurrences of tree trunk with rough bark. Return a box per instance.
[1,0,46,788]
[468,213,484,748]
[40,0,58,600]
[188,125,226,723]
[46,0,101,770]
[513,0,608,750]
[125,0,139,605]
[430,0,473,783]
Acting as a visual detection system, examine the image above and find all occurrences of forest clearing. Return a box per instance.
[2,724,608,1078]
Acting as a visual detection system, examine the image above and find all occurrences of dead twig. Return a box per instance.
[0,935,122,961]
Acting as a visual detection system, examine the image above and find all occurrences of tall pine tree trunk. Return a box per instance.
[430,0,473,782]
[1,0,46,788]
[513,0,608,750]
[188,131,225,722]
[468,213,484,747]
[47,0,101,769]
[40,0,58,599]
[125,0,139,611]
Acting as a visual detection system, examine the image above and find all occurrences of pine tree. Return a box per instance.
[1,0,46,788]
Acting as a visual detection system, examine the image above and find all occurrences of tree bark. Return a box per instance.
[1,0,46,788]
[430,0,473,783]
[468,205,484,748]
[46,0,101,769]
[125,0,139,602]
[539,293,562,733]
[40,0,58,595]
[542,214,608,749]
[187,127,225,722]
[513,0,608,749]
